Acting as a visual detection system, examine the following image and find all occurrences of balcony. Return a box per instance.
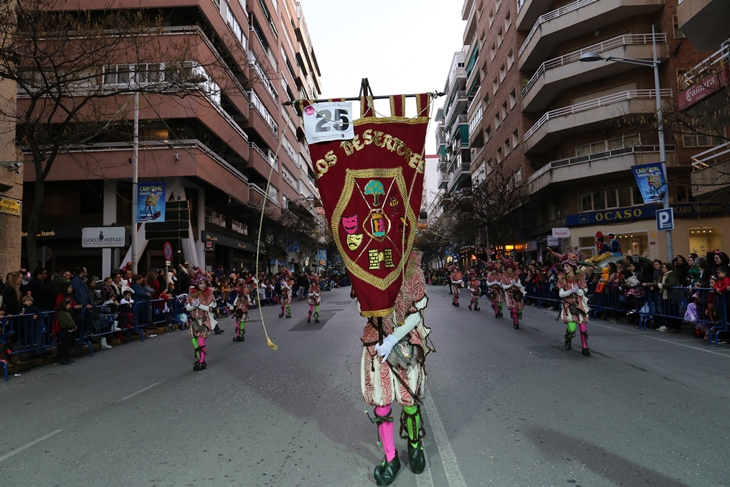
[677,0,730,51]
[450,114,468,138]
[469,105,484,147]
[447,153,472,192]
[438,173,449,190]
[248,182,280,207]
[463,0,477,45]
[518,0,665,71]
[691,142,730,196]
[526,145,678,194]
[445,90,468,122]
[678,46,730,119]
[523,89,672,154]
[521,33,668,112]
[517,0,556,32]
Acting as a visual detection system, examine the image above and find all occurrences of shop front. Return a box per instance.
[202,230,260,273]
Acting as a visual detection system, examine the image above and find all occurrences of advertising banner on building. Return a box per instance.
[136,182,166,223]
[304,93,430,317]
[631,162,667,205]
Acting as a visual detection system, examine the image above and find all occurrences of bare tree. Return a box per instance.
[0,0,254,267]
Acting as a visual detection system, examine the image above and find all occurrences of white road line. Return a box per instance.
[423,390,467,487]
[591,322,730,358]
[415,449,436,487]
[0,429,63,463]
[118,381,162,402]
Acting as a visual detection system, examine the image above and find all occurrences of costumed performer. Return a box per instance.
[485,261,505,318]
[467,270,481,311]
[185,268,217,371]
[362,251,432,486]
[231,283,251,342]
[450,266,463,307]
[501,259,526,329]
[307,277,321,324]
[279,270,293,319]
[556,248,591,356]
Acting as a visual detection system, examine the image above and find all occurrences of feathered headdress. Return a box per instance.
[559,246,583,268]
[190,267,211,286]
[502,259,517,271]
[485,261,499,272]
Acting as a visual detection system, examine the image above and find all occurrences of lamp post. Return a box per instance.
[579,26,672,261]
[131,91,139,274]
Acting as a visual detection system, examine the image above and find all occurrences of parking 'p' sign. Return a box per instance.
[303,102,355,144]
[656,208,674,231]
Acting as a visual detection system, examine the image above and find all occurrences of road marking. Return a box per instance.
[118,381,162,402]
[591,322,730,358]
[0,429,63,463]
[423,389,467,487]
[415,450,436,487]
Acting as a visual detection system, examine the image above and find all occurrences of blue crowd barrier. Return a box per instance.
[590,284,648,322]
[0,296,182,380]
[524,283,561,309]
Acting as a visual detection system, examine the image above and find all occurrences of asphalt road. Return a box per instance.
[1,285,728,487]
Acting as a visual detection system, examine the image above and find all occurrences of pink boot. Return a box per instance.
[579,323,590,356]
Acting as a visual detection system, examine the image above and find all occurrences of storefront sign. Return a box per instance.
[678,65,730,110]
[81,226,126,248]
[551,227,571,238]
[525,240,538,252]
[547,237,560,247]
[567,205,657,226]
[0,196,21,216]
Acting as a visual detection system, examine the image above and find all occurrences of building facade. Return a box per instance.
[18,0,322,276]
[439,0,726,263]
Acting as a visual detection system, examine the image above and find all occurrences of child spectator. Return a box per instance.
[56,298,77,365]
[713,266,729,324]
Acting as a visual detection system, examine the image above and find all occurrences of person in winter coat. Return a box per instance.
[56,298,78,365]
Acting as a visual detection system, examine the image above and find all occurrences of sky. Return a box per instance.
[300,0,466,155]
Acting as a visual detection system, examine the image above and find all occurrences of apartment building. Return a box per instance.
[516,0,725,260]
[677,0,730,231]
[0,76,22,276]
[18,0,321,275]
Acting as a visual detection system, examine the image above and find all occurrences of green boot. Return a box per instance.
[400,405,426,474]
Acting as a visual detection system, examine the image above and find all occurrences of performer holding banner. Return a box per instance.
[303,85,435,486]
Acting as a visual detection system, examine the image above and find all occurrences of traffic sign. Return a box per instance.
[656,208,674,231]
[163,242,173,260]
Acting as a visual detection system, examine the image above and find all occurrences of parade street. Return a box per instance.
[1,286,729,487]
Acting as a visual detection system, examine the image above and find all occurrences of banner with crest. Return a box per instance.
[302,92,431,317]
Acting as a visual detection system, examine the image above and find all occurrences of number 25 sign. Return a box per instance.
[303,102,355,144]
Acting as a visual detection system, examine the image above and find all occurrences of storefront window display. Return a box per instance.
[689,227,723,256]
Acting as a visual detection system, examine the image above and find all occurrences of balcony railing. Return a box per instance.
[691,141,730,171]
[527,144,677,184]
[248,183,279,206]
[679,46,730,90]
[524,89,672,141]
[522,33,668,98]
[519,0,599,58]
[249,141,278,170]
[469,106,483,135]
[451,114,468,136]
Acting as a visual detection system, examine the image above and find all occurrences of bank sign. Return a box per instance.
[82,226,126,248]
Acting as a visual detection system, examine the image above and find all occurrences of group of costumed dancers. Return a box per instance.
[182,268,323,371]
[447,249,591,356]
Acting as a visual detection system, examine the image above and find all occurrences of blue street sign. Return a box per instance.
[656,208,674,231]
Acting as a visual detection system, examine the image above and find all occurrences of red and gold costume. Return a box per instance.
[501,260,525,329]
[450,267,463,306]
[185,268,217,371]
[485,262,505,318]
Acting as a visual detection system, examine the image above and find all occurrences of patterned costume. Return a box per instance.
[485,263,504,318]
[231,285,251,342]
[279,273,293,319]
[185,268,217,371]
[450,267,463,306]
[467,272,480,311]
[501,260,525,329]
[556,248,591,356]
[362,252,432,486]
[307,280,321,324]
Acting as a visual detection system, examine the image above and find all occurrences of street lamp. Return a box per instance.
[579,26,672,261]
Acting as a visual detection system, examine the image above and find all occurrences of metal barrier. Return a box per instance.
[524,282,561,309]
[132,298,177,342]
[590,284,648,321]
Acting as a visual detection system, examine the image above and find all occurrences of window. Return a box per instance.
[495,0,502,11]
[683,133,724,147]
[511,128,519,148]
[490,42,496,61]
[509,88,516,108]
[672,16,686,39]
[514,168,522,187]
[631,186,644,206]
[487,158,494,174]
[496,147,503,163]
[501,101,508,120]
[103,65,131,85]
[507,49,514,70]
[504,139,511,156]
[493,76,499,94]
[495,113,501,128]
[581,189,619,212]
[497,28,503,47]
[481,60,488,77]
[499,63,506,82]
[488,9,494,27]
[485,125,492,142]
[504,10,512,31]
[576,134,640,156]
[482,92,490,110]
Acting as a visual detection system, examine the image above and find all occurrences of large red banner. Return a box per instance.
[307,94,430,317]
